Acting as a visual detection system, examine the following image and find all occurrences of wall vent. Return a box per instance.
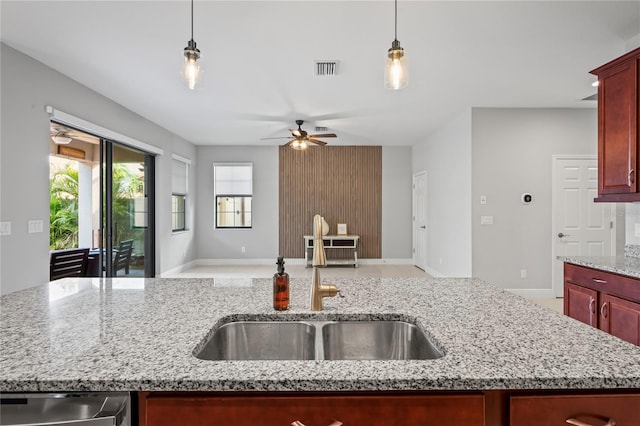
[314,60,338,76]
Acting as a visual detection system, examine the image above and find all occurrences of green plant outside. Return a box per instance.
[50,161,144,250]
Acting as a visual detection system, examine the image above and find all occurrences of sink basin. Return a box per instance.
[194,321,316,360]
[194,319,443,361]
[322,321,443,360]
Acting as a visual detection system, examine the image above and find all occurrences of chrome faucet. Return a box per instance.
[310,214,339,311]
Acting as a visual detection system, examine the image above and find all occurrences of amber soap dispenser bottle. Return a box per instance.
[273,256,290,310]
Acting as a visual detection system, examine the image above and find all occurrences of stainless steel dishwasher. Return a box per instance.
[0,392,130,426]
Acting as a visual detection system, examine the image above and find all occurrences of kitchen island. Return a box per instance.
[1,276,639,392]
[2,276,640,425]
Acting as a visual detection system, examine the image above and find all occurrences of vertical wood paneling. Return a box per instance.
[279,146,381,259]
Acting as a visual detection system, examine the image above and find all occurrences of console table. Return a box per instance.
[304,235,359,268]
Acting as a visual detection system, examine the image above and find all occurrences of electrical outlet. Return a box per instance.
[520,269,527,279]
[241,246,246,253]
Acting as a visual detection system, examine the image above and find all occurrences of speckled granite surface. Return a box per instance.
[560,255,640,280]
[1,276,640,392]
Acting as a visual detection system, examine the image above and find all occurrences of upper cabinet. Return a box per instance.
[591,47,640,202]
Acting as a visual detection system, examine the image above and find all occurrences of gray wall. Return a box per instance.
[195,145,413,262]
[0,44,196,294]
[195,146,280,260]
[412,110,473,277]
[381,146,413,260]
[471,108,600,292]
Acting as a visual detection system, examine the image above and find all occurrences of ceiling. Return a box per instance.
[2,1,639,147]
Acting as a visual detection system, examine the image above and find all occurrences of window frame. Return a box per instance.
[213,162,253,229]
[172,154,190,233]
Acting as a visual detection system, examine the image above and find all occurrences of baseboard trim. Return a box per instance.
[160,260,197,277]
[423,266,447,278]
[190,258,414,266]
[505,288,556,299]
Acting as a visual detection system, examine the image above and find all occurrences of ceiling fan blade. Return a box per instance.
[307,138,328,146]
[308,133,337,138]
[260,137,293,140]
[290,129,302,137]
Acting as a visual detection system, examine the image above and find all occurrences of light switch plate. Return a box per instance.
[0,221,11,236]
[480,195,487,205]
[480,215,493,225]
[28,220,43,233]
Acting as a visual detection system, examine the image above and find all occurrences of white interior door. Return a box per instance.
[552,156,615,297]
[413,172,427,271]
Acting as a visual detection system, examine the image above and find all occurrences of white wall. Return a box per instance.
[382,146,413,260]
[0,44,197,294]
[412,110,473,277]
[471,108,600,292]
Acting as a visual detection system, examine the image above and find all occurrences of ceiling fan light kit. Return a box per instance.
[182,0,202,90]
[384,0,408,90]
[52,133,73,145]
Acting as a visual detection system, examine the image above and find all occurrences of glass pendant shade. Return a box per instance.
[385,41,408,90]
[182,39,202,90]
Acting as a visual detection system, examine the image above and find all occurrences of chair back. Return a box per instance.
[50,248,89,281]
[114,239,134,274]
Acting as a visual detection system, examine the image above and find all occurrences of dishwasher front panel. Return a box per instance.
[0,392,130,426]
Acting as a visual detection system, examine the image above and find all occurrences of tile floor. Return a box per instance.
[165,264,564,314]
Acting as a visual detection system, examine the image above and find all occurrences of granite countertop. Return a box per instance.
[1,276,640,392]
[560,255,640,280]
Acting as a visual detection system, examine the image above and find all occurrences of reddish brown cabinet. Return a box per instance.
[591,47,640,202]
[140,392,486,426]
[564,263,640,345]
[600,293,640,345]
[510,393,640,426]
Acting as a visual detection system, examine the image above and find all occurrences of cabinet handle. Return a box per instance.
[292,422,343,426]
[566,417,616,426]
[630,168,635,185]
[589,297,596,314]
[600,302,609,319]
[592,278,607,284]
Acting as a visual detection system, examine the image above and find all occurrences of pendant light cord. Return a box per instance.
[190,0,194,41]
[394,0,398,41]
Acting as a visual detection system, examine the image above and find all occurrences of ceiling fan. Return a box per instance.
[49,123,99,145]
[262,120,336,150]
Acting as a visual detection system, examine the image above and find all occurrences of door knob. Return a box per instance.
[420,225,426,229]
[557,232,571,238]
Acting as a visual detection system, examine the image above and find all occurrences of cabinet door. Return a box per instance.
[599,293,640,345]
[564,282,598,327]
[510,394,640,426]
[142,393,485,426]
[597,57,638,198]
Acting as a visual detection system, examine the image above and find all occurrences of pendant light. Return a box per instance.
[384,0,408,90]
[182,0,202,90]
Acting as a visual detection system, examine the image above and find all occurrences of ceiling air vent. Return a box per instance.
[314,60,338,76]
[315,126,328,132]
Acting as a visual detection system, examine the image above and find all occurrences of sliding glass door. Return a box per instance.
[100,140,155,277]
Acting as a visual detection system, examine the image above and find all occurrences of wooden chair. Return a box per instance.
[50,248,89,281]
[113,239,134,275]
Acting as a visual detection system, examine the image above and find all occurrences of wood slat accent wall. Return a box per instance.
[279,145,382,259]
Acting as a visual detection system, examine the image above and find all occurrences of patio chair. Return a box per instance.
[113,239,134,275]
[50,248,89,281]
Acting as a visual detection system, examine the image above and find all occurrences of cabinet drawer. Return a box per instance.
[564,263,640,303]
[510,394,640,426]
[142,393,485,426]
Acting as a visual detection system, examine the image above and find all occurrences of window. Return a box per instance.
[172,155,190,232]
[214,163,252,228]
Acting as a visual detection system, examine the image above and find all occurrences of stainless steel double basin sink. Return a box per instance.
[194,319,443,361]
